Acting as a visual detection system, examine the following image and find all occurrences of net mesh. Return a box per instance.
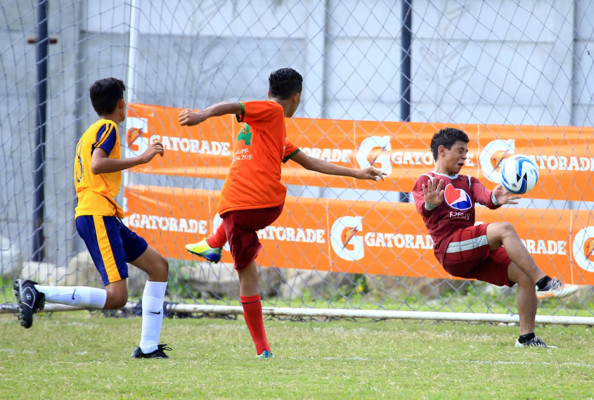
[1,0,593,318]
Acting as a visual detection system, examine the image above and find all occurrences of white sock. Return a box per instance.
[139,281,167,354]
[35,285,107,308]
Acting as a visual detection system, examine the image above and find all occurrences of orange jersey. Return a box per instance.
[218,101,300,215]
[74,119,124,218]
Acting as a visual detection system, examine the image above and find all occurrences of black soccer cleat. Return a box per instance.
[515,336,557,349]
[131,344,172,359]
[13,279,45,329]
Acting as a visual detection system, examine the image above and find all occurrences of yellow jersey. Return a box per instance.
[74,119,124,218]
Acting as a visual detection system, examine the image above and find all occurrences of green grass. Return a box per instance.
[0,312,592,399]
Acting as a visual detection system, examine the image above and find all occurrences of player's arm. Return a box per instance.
[470,177,519,208]
[491,184,520,206]
[289,151,387,181]
[179,102,242,126]
[413,175,444,214]
[90,142,164,174]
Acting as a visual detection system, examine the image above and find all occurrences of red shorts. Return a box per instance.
[441,223,514,287]
[222,205,283,270]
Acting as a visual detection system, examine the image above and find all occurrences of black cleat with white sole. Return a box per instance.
[131,344,171,359]
[13,279,45,329]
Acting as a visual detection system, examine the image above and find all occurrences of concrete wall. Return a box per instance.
[0,0,592,267]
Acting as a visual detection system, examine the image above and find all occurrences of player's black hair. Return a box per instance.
[269,68,303,100]
[430,127,469,160]
[90,78,126,116]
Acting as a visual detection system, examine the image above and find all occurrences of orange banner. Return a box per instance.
[126,103,594,201]
[123,185,594,285]
[476,125,594,203]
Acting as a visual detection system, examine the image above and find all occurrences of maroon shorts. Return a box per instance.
[222,204,283,270]
[441,223,514,287]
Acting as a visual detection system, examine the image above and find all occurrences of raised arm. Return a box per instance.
[179,102,243,126]
[289,151,386,181]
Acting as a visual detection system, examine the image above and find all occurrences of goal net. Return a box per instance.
[1,0,593,321]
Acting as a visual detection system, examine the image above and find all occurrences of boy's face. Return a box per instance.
[437,140,468,175]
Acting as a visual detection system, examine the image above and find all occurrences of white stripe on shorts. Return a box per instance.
[446,235,488,254]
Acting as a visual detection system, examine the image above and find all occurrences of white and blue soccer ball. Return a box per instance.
[500,154,539,194]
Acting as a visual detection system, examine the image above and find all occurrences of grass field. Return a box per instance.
[0,311,592,399]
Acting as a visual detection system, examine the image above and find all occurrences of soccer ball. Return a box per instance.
[500,154,539,194]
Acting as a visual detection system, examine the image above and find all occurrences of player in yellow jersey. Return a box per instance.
[14,78,172,358]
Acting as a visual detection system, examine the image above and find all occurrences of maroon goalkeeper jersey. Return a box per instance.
[412,172,500,264]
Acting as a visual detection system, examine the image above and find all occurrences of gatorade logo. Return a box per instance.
[355,135,475,177]
[126,117,148,153]
[356,136,392,175]
[573,227,594,273]
[125,116,231,157]
[342,227,359,249]
[330,216,364,261]
[479,139,515,184]
[367,147,385,166]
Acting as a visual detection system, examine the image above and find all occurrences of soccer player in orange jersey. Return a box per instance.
[179,68,386,358]
[14,78,171,358]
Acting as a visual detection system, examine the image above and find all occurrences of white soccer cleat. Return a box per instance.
[536,278,579,300]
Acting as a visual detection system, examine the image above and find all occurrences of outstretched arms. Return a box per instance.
[91,142,164,174]
[289,151,387,181]
[491,184,520,206]
[179,102,242,126]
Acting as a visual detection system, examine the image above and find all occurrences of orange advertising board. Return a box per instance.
[476,125,594,203]
[123,185,594,285]
[127,103,594,202]
[126,103,234,179]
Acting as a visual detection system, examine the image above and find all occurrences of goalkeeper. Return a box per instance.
[412,127,578,348]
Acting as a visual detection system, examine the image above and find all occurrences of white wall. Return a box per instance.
[1,0,592,264]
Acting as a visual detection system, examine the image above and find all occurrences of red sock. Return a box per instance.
[240,294,270,354]
[206,224,227,248]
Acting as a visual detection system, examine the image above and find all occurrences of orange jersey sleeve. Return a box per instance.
[283,139,300,162]
[218,101,292,215]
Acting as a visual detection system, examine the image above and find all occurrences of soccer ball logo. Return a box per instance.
[500,154,539,194]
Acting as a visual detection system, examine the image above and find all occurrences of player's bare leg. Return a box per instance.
[507,262,536,335]
[487,222,544,282]
[507,262,556,348]
[238,260,259,297]
[131,246,169,282]
[487,222,578,299]
[104,280,128,309]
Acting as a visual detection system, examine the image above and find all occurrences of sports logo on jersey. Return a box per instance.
[444,184,472,211]
[237,125,252,145]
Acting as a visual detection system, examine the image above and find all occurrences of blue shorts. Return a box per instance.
[75,215,148,286]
